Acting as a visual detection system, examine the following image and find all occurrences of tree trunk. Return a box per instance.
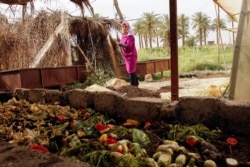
[113,0,123,22]
[203,30,207,45]
[199,28,203,46]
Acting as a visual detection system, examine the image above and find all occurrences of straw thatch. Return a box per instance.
[0,0,94,18]
[0,9,122,77]
[0,0,32,5]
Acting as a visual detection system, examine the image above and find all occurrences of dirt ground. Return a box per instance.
[107,71,230,99]
[0,141,90,167]
[0,71,249,166]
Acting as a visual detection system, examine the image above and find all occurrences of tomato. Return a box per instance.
[226,137,238,146]
[185,135,200,148]
[106,137,117,145]
[30,144,49,153]
[144,121,151,128]
[95,122,107,131]
[56,115,64,122]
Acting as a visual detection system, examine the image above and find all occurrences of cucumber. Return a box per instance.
[167,163,177,167]
[163,140,179,146]
[204,159,217,167]
[226,158,238,167]
[158,153,172,166]
[142,157,158,167]
[156,144,175,155]
[153,151,163,160]
[175,154,186,166]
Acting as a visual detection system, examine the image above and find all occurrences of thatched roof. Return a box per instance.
[0,10,122,75]
[0,0,32,5]
[0,0,94,17]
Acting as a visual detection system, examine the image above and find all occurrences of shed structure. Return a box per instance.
[214,0,250,100]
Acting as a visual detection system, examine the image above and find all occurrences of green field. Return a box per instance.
[138,45,234,78]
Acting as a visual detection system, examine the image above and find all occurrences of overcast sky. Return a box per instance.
[53,0,225,19]
[0,0,232,44]
[0,0,227,20]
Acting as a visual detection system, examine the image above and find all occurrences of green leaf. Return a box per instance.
[132,129,150,148]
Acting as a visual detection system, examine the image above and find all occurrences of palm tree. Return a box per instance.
[141,12,159,49]
[178,14,189,47]
[154,18,162,48]
[191,12,210,46]
[211,17,227,63]
[201,15,211,46]
[211,17,227,45]
[133,20,145,49]
[159,14,170,48]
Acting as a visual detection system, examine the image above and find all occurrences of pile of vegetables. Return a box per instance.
[0,98,241,167]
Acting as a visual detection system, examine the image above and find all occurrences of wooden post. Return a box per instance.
[169,0,179,101]
[61,12,72,66]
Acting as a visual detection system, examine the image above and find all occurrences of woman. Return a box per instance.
[118,21,139,86]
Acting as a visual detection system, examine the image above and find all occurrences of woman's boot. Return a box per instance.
[130,73,139,86]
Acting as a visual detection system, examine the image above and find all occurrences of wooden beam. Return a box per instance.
[31,13,65,68]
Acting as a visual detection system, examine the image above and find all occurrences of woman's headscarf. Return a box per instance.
[122,21,134,36]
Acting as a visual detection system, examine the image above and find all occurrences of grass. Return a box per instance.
[138,45,234,78]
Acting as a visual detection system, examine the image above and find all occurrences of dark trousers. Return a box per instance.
[129,73,139,86]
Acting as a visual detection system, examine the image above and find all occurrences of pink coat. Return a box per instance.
[120,34,138,73]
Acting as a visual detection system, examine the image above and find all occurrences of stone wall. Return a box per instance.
[1,88,249,136]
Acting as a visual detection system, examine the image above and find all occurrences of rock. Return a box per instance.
[144,74,153,82]
[105,78,129,89]
[85,84,114,92]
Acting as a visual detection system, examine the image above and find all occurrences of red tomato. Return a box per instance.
[106,137,117,145]
[226,137,238,146]
[185,135,200,148]
[144,121,151,128]
[95,122,106,131]
[56,115,64,122]
[30,144,49,153]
